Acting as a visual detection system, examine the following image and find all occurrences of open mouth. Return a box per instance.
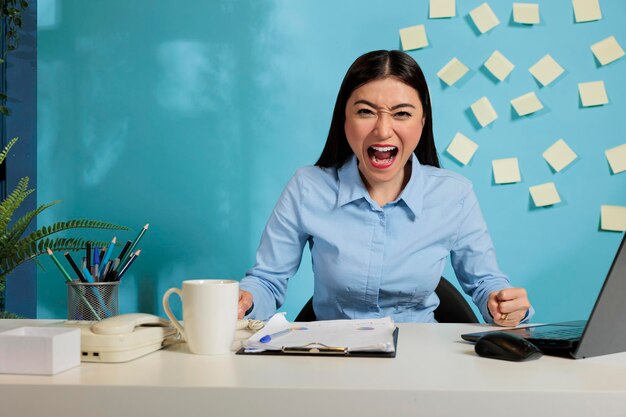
[367,145,398,168]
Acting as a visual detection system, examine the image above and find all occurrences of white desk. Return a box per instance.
[1,320,626,417]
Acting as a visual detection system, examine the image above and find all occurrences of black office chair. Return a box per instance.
[294,276,479,323]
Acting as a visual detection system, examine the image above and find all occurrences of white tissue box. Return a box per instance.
[0,326,81,375]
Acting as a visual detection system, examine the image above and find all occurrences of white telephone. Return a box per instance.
[64,313,179,363]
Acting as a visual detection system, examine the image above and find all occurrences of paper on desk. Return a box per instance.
[244,313,396,353]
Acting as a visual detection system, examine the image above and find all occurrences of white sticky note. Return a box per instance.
[601,205,626,232]
[529,182,561,207]
[543,139,578,172]
[399,25,428,51]
[591,36,625,66]
[471,96,498,127]
[430,0,456,18]
[578,80,608,107]
[447,133,478,165]
[573,0,602,23]
[510,92,544,116]
[484,50,515,81]
[529,54,565,87]
[513,3,540,24]
[492,158,521,184]
[605,143,626,174]
[470,3,500,34]
[437,58,469,86]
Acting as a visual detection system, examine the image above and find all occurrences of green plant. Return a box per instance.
[0,0,29,116]
[0,137,128,314]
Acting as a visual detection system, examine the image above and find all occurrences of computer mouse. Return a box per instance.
[474,332,543,362]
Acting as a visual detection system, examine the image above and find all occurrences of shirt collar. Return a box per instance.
[337,153,425,219]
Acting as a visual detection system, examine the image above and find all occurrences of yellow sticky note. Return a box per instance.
[470,3,500,34]
[492,158,521,184]
[446,133,478,165]
[437,58,469,86]
[399,25,428,51]
[529,54,565,87]
[543,139,578,172]
[601,205,626,232]
[510,92,543,116]
[529,182,561,207]
[605,143,626,174]
[573,0,602,23]
[578,80,608,107]
[591,36,625,66]
[513,3,540,24]
[430,0,456,18]
[471,96,498,127]
[484,50,515,81]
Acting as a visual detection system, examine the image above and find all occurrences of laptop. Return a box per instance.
[462,233,626,359]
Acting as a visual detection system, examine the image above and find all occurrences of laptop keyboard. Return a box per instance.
[533,327,583,341]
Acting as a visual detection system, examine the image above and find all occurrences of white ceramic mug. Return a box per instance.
[162,279,239,355]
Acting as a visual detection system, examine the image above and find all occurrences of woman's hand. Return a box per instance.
[488,288,531,327]
[238,289,254,319]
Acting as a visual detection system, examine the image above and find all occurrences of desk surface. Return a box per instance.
[1,320,626,417]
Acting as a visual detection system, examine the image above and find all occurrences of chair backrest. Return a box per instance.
[295,277,479,323]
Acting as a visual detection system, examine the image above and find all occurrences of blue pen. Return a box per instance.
[260,326,307,343]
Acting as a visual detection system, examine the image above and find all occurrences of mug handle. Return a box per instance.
[162,287,186,340]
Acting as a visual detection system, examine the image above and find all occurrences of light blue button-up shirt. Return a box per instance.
[241,154,531,323]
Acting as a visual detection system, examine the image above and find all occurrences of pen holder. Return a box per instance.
[67,281,119,321]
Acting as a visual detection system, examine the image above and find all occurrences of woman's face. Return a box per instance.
[344,77,425,190]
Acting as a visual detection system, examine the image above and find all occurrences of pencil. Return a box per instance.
[116,249,141,281]
[113,240,132,272]
[99,237,116,275]
[48,248,101,320]
[64,252,86,282]
[120,224,149,268]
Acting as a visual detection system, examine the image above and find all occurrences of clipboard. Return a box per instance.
[236,327,399,358]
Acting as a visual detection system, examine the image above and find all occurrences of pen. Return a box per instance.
[260,326,307,343]
[47,248,101,320]
[119,224,149,268]
[64,252,87,282]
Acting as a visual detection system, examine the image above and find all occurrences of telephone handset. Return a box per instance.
[66,313,265,363]
[65,313,179,363]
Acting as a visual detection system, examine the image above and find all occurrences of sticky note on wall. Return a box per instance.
[437,58,469,86]
[471,96,498,127]
[601,205,626,232]
[446,133,478,165]
[492,158,521,184]
[470,3,500,34]
[529,54,565,87]
[513,3,540,24]
[573,0,602,23]
[543,139,578,172]
[511,92,543,116]
[605,143,626,174]
[578,81,609,107]
[484,50,515,81]
[399,25,428,51]
[591,36,625,66]
[529,182,561,207]
[430,0,456,18]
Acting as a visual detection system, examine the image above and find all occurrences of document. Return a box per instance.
[243,313,396,354]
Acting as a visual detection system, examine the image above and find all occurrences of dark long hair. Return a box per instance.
[315,50,439,168]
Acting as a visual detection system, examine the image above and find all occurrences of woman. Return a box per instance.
[238,50,532,325]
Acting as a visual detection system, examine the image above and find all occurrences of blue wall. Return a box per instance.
[37,0,625,323]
